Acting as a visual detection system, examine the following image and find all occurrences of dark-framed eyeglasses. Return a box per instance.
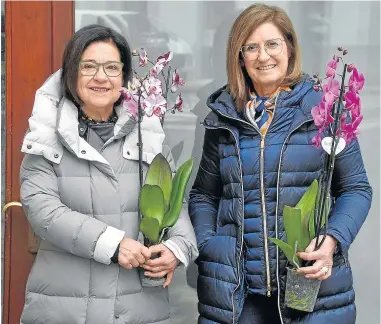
[240,38,285,61]
[79,60,124,77]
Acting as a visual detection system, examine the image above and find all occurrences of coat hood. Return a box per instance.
[21,70,165,166]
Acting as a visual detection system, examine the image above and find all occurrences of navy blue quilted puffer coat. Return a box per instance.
[188,75,372,324]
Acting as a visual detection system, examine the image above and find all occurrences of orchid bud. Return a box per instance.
[313,85,320,92]
[338,47,343,51]
[171,108,176,114]
[313,74,318,79]
[343,49,348,55]
[347,64,354,72]
[128,82,136,91]
[132,49,139,56]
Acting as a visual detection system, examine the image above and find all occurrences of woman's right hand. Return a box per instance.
[118,238,151,270]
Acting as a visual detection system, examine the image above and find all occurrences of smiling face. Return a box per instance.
[242,22,290,96]
[77,41,123,117]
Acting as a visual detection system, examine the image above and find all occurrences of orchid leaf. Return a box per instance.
[139,217,161,244]
[292,240,301,269]
[139,184,165,226]
[296,180,318,221]
[163,157,193,228]
[283,206,310,254]
[308,209,316,240]
[303,211,313,238]
[269,238,300,268]
[145,153,172,212]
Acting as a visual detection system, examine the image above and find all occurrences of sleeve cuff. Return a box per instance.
[94,226,125,265]
[162,239,189,268]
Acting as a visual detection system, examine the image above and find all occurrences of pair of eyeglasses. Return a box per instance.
[79,60,124,77]
[240,38,285,61]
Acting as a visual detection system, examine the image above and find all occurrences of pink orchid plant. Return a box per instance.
[310,47,365,250]
[311,49,365,149]
[120,48,185,125]
[119,49,186,242]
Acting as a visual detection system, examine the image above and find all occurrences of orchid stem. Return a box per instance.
[161,66,172,126]
[137,91,150,247]
[137,93,143,192]
[314,63,347,250]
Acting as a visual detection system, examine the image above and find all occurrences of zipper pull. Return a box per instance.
[267,289,271,297]
[261,137,265,149]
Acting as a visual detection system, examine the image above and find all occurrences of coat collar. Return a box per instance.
[204,74,319,133]
[21,69,165,167]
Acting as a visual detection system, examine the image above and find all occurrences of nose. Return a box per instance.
[93,65,108,81]
[257,45,271,62]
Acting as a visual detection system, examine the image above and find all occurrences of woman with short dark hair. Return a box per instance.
[189,4,371,323]
[20,24,198,324]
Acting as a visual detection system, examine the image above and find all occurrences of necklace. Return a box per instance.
[79,108,118,124]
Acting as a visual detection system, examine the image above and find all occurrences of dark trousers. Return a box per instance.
[238,293,282,324]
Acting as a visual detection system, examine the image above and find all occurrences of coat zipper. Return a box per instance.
[213,94,280,299]
[260,136,272,297]
[204,91,283,319]
[275,118,313,324]
[204,124,245,324]
[259,92,281,297]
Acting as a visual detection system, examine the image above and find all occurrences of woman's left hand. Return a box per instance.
[297,235,337,280]
[140,244,180,288]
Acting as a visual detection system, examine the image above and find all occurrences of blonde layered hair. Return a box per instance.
[227,4,302,111]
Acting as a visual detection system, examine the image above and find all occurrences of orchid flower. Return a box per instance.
[325,56,338,78]
[309,48,366,253]
[344,91,362,121]
[344,91,360,111]
[311,56,365,149]
[150,58,166,77]
[311,101,334,129]
[121,49,184,124]
[143,94,167,118]
[143,76,163,96]
[139,48,148,67]
[341,115,363,144]
[312,128,323,148]
[171,69,185,93]
[150,51,173,77]
[157,51,173,65]
[174,93,183,112]
[123,97,139,120]
[348,67,365,93]
[120,87,139,120]
[128,77,145,98]
[322,78,340,108]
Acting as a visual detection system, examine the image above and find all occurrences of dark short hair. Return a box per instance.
[61,24,132,105]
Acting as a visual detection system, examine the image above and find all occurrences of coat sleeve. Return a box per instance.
[327,139,372,255]
[20,154,125,264]
[188,128,223,253]
[161,144,199,267]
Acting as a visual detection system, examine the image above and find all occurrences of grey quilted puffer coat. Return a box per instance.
[19,70,198,324]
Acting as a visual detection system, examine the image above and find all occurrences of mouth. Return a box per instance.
[257,64,276,71]
[89,87,110,93]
